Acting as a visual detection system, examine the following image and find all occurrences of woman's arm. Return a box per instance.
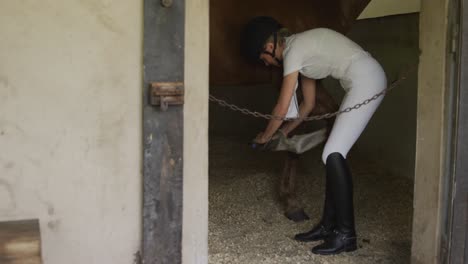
[254,71,299,143]
[280,76,316,136]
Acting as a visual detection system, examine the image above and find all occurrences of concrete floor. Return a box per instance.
[209,136,413,264]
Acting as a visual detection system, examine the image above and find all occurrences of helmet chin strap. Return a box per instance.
[262,32,283,65]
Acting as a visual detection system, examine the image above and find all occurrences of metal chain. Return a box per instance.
[209,65,416,121]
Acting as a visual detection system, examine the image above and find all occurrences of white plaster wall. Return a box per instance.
[359,0,421,19]
[0,1,142,263]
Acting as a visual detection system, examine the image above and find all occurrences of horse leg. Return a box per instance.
[278,82,338,222]
[280,152,310,222]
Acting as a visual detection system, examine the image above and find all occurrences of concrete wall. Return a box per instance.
[0,1,142,263]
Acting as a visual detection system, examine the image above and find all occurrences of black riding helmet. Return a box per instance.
[241,16,283,64]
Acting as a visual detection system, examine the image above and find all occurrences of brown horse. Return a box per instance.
[278,81,338,222]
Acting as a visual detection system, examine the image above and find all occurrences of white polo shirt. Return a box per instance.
[283,28,366,81]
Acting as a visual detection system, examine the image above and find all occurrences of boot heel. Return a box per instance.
[344,238,357,252]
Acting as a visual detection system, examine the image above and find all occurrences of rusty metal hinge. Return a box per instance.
[150,82,184,111]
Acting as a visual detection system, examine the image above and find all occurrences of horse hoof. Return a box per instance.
[286,209,310,222]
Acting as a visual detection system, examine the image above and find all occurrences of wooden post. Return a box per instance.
[0,219,42,264]
[142,0,185,263]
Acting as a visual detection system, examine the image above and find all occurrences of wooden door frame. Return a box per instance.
[182,0,209,263]
[141,0,209,263]
[142,0,185,263]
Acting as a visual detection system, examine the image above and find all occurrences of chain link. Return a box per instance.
[209,66,416,121]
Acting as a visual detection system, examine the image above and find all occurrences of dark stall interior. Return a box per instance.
[208,1,418,263]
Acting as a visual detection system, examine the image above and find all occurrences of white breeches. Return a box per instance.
[322,54,387,164]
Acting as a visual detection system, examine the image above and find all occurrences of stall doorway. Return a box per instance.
[208,8,417,264]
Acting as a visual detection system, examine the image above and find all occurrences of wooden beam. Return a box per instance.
[142,0,185,263]
[0,219,42,264]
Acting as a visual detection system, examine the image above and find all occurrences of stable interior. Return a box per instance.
[208,1,418,263]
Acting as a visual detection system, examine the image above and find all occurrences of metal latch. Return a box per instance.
[150,82,184,111]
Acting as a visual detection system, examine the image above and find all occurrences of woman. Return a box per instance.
[241,16,387,255]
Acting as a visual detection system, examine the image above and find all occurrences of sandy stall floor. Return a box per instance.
[209,136,413,264]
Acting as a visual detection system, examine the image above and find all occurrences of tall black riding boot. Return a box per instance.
[312,152,357,255]
[294,172,336,242]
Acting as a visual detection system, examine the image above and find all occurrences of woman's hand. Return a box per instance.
[277,76,316,137]
[253,132,271,144]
